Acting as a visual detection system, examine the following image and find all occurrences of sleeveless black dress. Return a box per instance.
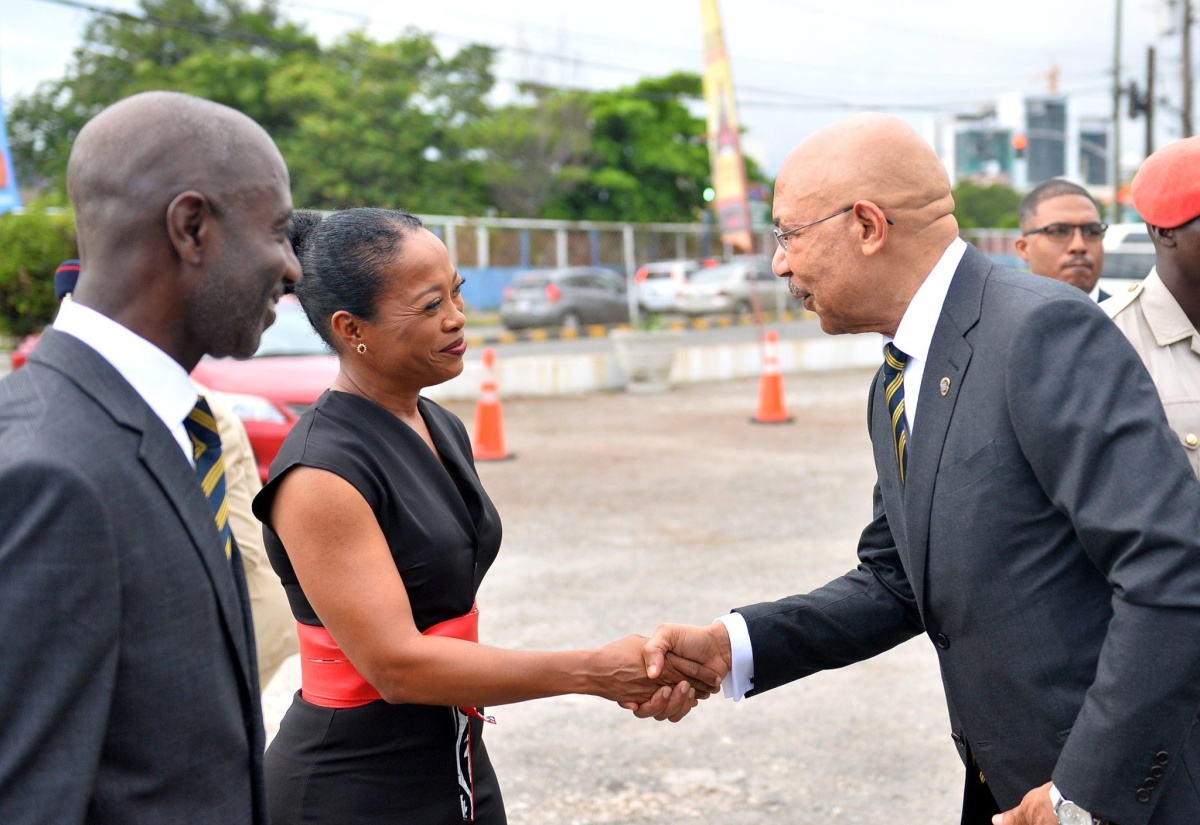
[252,390,506,825]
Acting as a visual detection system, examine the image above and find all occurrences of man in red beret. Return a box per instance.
[1104,135,1200,477]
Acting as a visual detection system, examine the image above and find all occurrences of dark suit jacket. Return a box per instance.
[0,330,266,825]
[737,245,1200,825]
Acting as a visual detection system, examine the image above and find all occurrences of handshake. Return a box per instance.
[590,621,734,723]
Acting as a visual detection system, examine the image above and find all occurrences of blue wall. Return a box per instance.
[460,266,529,311]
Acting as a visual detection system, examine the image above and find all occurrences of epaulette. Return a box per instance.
[1101,280,1144,319]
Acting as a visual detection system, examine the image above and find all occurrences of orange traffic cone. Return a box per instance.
[473,347,513,460]
[753,330,793,424]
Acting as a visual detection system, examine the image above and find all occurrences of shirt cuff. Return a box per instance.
[715,612,754,702]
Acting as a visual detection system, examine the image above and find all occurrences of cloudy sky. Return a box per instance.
[1,0,1183,172]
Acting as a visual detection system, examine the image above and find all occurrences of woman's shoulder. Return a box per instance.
[255,391,385,517]
[417,395,471,448]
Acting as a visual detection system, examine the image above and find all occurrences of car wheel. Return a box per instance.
[560,311,582,331]
[734,300,752,318]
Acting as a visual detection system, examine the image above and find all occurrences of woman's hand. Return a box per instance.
[586,635,715,722]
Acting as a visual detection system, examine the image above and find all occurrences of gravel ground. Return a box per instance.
[262,368,962,823]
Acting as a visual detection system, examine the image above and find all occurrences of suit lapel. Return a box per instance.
[901,247,987,608]
[30,330,254,690]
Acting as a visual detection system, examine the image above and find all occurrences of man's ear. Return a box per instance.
[165,190,212,266]
[855,201,890,256]
[1149,224,1177,249]
[1014,235,1030,261]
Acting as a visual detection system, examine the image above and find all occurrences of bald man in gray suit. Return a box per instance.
[644,115,1200,825]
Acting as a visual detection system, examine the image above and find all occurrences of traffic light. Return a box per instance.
[1011,133,1028,159]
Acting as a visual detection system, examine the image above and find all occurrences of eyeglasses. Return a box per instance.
[1022,222,1108,241]
[773,205,894,250]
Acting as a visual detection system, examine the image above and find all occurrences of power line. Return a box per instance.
[23,0,1114,115]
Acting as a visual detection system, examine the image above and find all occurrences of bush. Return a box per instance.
[0,210,77,336]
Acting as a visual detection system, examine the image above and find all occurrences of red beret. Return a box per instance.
[1131,135,1200,229]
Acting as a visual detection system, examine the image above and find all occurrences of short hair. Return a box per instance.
[1019,179,1102,228]
[289,208,425,350]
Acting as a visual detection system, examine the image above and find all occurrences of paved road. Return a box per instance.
[263,368,961,824]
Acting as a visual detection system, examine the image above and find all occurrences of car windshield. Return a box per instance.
[511,273,550,288]
[689,265,744,284]
[253,300,330,357]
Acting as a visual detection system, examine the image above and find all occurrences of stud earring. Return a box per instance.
[356,343,367,355]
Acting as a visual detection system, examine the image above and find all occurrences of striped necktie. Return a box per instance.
[183,397,233,559]
[882,343,910,484]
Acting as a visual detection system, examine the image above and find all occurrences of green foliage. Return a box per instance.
[9,1,770,224]
[953,180,1021,229]
[0,210,77,336]
[542,72,714,223]
[470,84,593,218]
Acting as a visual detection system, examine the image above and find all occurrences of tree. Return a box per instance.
[8,0,496,213]
[952,180,1022,229]
[470,83,592,218]
[543,72,711,223]
[10,0,315,194]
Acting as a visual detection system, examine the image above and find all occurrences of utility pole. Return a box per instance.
[1147,46,1157,154]
[1129,47,1157,157]
[1112,0,1124,222]
[1184,0,1194,137]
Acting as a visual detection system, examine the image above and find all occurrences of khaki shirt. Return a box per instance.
[1103,270,1200,478]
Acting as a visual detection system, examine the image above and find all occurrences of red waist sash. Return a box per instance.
[297,602,481,710]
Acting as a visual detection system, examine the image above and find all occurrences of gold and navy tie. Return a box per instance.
[882,343,910,483]
[183,397,232,559]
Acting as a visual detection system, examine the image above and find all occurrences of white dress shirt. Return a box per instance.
[53,300,198,463]
[717,237,967,701]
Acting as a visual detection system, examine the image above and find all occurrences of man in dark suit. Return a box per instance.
[1015,178,1111,302]
[643,114,1200,825]
[0,91,300,824]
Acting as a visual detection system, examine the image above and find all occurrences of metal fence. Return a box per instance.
[418,214,778,311]
[418,214,1025,311]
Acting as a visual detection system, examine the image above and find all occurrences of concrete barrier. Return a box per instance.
[423,331,883,401]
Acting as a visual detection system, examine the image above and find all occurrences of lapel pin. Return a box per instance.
[939,377,951,396]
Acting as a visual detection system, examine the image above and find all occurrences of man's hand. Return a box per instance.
[643,621,732,692]
[993,782,1057,825]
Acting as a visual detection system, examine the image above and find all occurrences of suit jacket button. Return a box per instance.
[1137,789,1152,803]
[951,732,963,745]
[936,633,950,649]
[1155,751,1170,765]
[1150,765,1165,778]
[1142,777,1157,790]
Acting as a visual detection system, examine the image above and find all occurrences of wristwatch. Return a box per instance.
[1049,783,1098,825]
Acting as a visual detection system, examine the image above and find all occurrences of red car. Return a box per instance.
[191,295,337,482]
[10,333,40,370]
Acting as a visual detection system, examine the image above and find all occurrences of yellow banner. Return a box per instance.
[700,0,752,252]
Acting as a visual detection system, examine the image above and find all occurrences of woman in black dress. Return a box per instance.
[252,208,715,825]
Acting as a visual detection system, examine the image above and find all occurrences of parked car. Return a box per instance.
[191,295,337,481]
[500,266,629,330]
[674,255,789,316]
[1101,221,1156,281]
[9,331,40,370]
[634,259,702,313]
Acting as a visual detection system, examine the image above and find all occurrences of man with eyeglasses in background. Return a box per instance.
[1014,179,1110,301]
[1103,136,1200,479]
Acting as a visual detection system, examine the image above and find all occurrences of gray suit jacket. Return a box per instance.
[737,246,1200,825]
[0,330,267,825]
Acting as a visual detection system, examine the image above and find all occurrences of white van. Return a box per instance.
[1101,222,1156,286]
